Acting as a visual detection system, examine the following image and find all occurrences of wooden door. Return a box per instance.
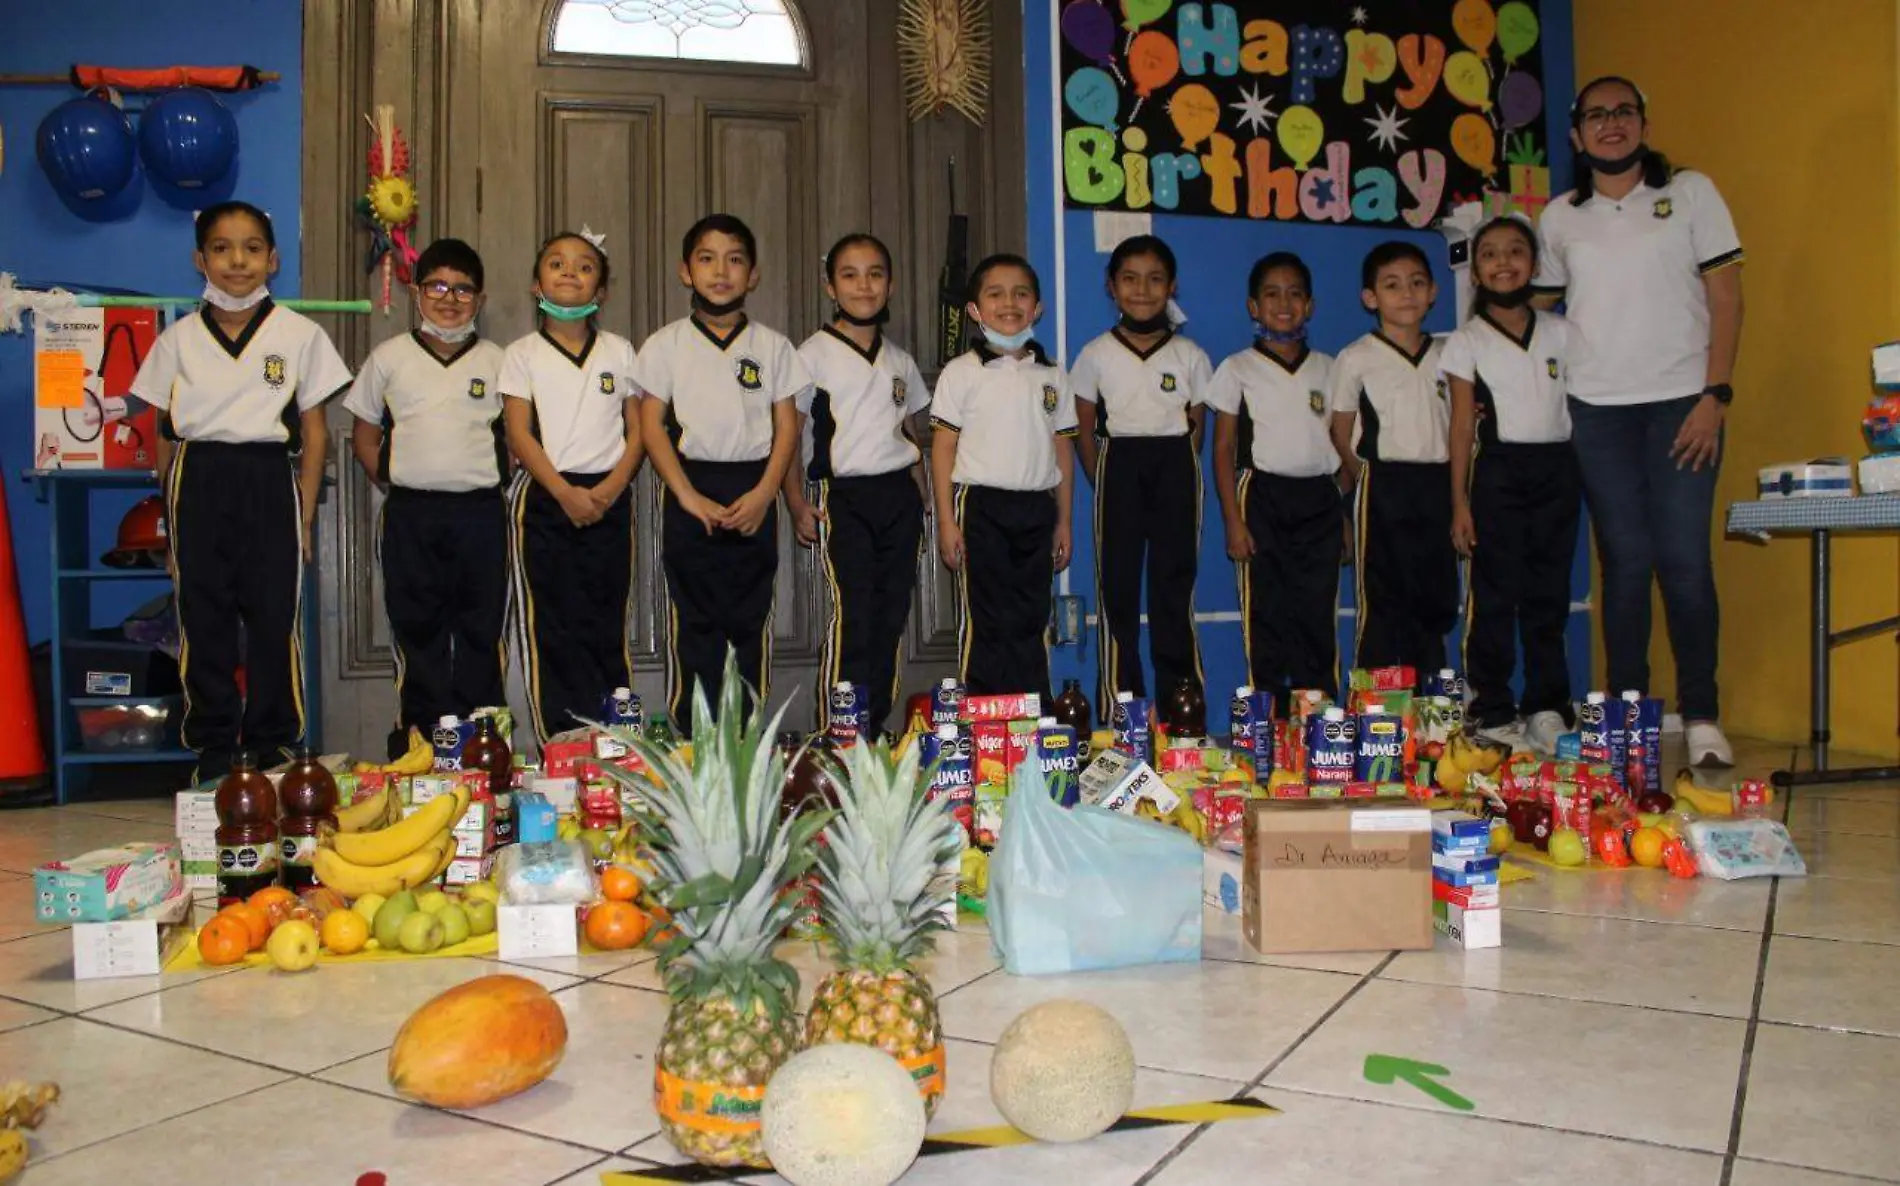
[304,0,1025,754]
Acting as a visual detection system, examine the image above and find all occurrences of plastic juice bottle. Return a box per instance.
[276,746,338,894]
[214,750,280,906]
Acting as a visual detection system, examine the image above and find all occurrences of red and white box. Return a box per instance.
[34,307,160,470]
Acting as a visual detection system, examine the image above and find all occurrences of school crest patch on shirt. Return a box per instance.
[1435,378,1450,401]
[1653,198,1674,219]
[736,357,764,391]
[1546,358,1560,379]
[599,373,616,396]
[892,376,908,407]
[1309,390,1326,416]
[1160,372,1178,393]
[469,377,488,400]
[1042,383,1059,414]
[262,355,287,389]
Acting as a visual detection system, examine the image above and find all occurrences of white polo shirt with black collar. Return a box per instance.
[636,315,811,463]
[1066,329,1212,438]
[1534,169,1743,406]
[1205,343,1337,478]
[930,342,1078,491]
[1438,312,1584,445]
[496,327,637,474]
[344,332,508,491]
[795,326,930,480]
[131,301,353,444]
[1328,332,1449,464]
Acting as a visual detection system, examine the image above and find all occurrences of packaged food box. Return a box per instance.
[963,692,1041,723]
[35,841,182,923]
[1433,898,1502,948]
[1077,748,1179,815]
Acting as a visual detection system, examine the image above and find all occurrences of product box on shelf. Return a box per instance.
[1241,799,1432,954]
[173,790,218,834]
[445,852,497,888]
[32,306,161,470]
[963,692,1041,723]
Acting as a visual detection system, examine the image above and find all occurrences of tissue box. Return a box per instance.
[35,842,181,923]
[1758,458,1853,499]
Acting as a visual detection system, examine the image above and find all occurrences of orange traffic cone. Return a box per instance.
[0,479,48,791]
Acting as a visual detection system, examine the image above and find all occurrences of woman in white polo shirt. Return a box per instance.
[1535,76,1744,767]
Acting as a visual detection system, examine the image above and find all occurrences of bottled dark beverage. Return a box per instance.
[1162,677,1206,740]
[462,715,512,801]
[214,749,280,906]
[1051,679,1093,762]
[277,747,338,893]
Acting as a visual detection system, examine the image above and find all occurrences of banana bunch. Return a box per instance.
[0,1080,59,1183]
[1672,768,1760,816]
[959,846,989,897]
[1134,796,1211,845]
[334,783,403,833]
[381,727,435,775]
[311,786,468,898]
[1433,731,1509,794]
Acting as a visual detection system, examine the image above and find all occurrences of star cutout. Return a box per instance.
[1312,177,1337,204]
[1229,83,1278,135]
[1364,103,1410,153]
[1351,6,1369,24]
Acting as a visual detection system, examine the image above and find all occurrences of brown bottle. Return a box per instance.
[214,750,280,907]
[1163,677,1207,741]
[1051,679,1093,763]
[461,715,512,802]
[277,746,339,893]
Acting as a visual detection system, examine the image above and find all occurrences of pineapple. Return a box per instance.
[804,738,963,1117]
[595,650,831,1168]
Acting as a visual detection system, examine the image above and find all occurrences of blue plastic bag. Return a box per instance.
[988,762,1203,975]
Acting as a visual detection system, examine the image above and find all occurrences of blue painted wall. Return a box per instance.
[0,0,303,642]
[1024,0,1583,725]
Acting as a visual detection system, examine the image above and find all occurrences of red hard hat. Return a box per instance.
[101,495,168,568]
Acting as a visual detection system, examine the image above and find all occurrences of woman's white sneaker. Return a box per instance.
[1686,721,1734,768]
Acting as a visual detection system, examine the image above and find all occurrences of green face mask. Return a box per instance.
[538,296,598,322]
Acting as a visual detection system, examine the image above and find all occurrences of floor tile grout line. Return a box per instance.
[1128,951,1398,1186]
[1731,1153,1900,1185]
[22,1062,302,1167]
[1368,972,1759,1021]
[1718,874,1780,1186]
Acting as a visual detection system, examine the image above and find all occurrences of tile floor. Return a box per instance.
[1,736,1895,1185]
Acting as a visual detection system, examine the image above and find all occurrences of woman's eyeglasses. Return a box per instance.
[1579,104,1642,130]
[420,281,480,303]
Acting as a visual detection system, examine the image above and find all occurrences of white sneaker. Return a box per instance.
[1476,720,1529,753]
[1686,721,1734,768]
[1524,711,1567,757]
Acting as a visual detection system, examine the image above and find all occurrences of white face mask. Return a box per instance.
[417,311,478,343]
[201,282,270,313]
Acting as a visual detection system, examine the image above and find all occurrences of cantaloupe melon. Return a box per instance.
[989,999,1135,1142]
[761,1044,926,1186]
[387,974,567,1108]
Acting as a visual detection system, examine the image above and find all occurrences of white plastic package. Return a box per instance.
[495,839,599,905]
[1685,819,1806,880]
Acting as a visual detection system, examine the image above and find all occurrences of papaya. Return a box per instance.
[387,974,567,1108]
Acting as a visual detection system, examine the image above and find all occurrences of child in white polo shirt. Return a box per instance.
[931,253,1077,701]
[345,238,509,758]
[131,201,353,782]
[1329,241,1456,684]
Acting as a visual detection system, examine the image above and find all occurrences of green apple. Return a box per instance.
[461,882,501,907]
[373,890,419,949]
[415,890,452,916]
[435,902,471,947]
[1547,828,1588,867]
[1488,819,1513,855]
[464,898,498,937]
[397,909,445,955]
[351,893,387,924]
[1671,798,1700,818]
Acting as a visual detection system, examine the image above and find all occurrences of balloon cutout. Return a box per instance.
[1497,2,1542,62]
[1120,0,1170,32]
[1127,30,1179,98]
[1497,71,1543,130]
[1061,0,1118,70]
[1277,105,1325,170]
[1064,66,1121,129]
[36,94,137,202]
[138,87,239,190]
[1169,83,1221,149]
[1451,112,1497,176]
[1444,51,1492,110]
[1451,0,1498,55]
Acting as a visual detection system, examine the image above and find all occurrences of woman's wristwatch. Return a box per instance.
[1703,383,1734,405]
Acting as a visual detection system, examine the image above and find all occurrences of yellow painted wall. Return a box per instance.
[1573,0,1900,757]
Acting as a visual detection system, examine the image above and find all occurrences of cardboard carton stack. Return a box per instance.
[174,790,219,895]
[409,773,501,886]
[1431,811,1501,949]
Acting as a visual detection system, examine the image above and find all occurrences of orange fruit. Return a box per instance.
[1630,826,1666,869]
[198,914,253,966]
[319,908,370,955]
[599,866,642,903]
[583,901,649,951]
[248,886,299,926]
[219,903,272,951]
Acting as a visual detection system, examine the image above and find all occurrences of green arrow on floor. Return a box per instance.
[1363,1054,1474,1112]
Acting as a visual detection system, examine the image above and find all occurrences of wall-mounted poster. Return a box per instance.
[1059,0,1551,229]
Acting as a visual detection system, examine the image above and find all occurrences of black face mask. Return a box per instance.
[1486,284,1534,309]
[1578,145,1646,176]
[1118,311,1170,335]
[691,291,746,318]
[835,304,889,328]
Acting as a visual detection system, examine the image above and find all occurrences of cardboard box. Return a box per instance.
[35,842,181,923]
[33,306,161,470]
[1433,899,1502,949]
[445,853,497,887]
[174,791,218,834]
[1431,878,1499,909]
[1241,800,1432,954]
[71,891,193,980]
[531,776,579,815]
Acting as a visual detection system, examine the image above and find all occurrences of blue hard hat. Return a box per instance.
[137,88,238,189]
[36,94,138,202]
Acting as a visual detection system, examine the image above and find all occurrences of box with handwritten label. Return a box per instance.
[1241,799,1432,954]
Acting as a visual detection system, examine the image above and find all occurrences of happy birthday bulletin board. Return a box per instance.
[1059,0,1553,229]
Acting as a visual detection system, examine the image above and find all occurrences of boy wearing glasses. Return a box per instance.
[345,238,512,756]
